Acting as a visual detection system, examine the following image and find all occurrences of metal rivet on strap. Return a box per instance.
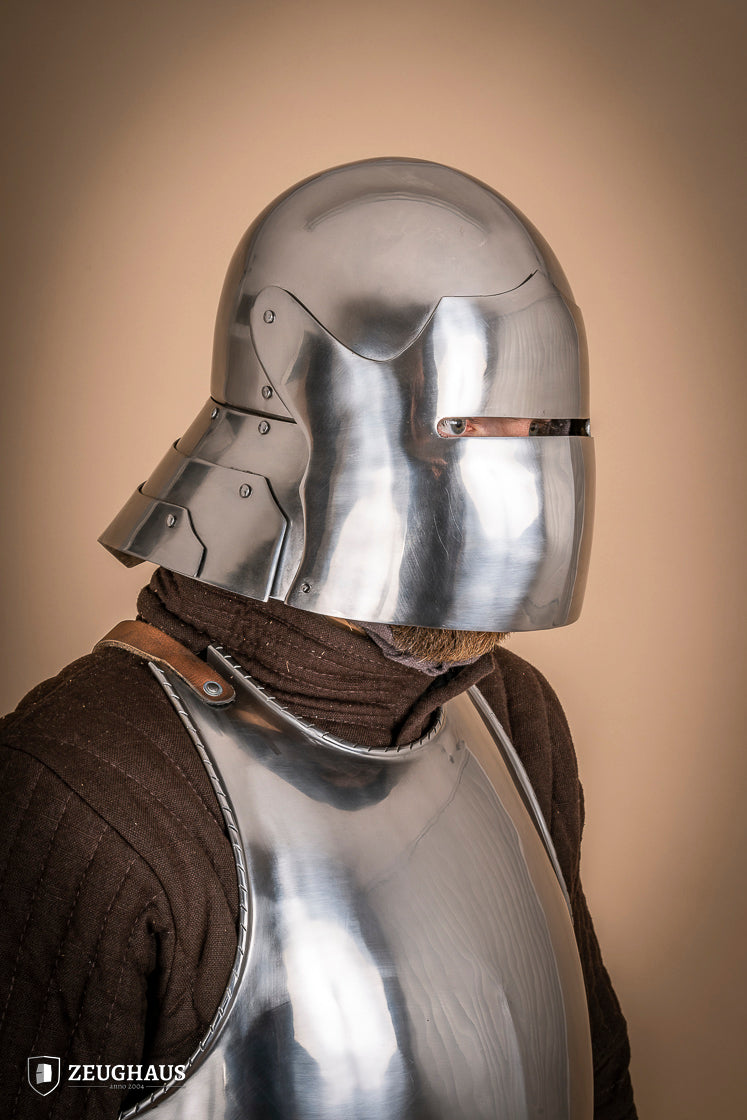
[203,680,223,697]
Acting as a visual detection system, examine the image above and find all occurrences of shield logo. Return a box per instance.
[27,1056,61,1096]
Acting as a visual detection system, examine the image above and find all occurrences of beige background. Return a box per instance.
[1,0,745,1115]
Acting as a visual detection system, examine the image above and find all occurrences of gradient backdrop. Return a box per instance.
[2,1,745,1116]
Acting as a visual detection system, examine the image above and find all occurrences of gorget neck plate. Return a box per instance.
[123,645,592,1119]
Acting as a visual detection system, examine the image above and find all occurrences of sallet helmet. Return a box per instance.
[100,158,593,631]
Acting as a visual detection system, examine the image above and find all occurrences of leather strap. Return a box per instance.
[95,620,235,706]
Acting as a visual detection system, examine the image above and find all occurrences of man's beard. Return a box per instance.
[388,625,507,665]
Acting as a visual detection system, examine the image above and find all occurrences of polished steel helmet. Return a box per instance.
[101,158,593,631]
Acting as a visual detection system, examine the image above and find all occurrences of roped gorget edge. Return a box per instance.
[119,640,593,1119]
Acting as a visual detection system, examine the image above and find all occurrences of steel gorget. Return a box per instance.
[122,644,592,1119]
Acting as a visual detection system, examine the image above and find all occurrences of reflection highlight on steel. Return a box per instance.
[281,897,399,1107]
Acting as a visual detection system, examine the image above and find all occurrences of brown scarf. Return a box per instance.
[137,570,494,748]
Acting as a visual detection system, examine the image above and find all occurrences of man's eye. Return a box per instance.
[438,417,468,436]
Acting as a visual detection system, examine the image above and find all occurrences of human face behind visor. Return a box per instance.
[437,417,585,438]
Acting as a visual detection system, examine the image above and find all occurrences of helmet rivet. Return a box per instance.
[239,483,252,498]
[258,420,270,435]
[203,680,223,697]
[261,385,273,399]
[263,309,275,324]
[300,582,311,593]
[166,514,177,527]
[210,407,219,419]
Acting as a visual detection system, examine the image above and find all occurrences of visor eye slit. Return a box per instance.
[437,416,591,438]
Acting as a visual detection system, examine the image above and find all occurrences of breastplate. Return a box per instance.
[123,646,592,1119]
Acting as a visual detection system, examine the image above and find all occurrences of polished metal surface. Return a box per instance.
[125,646,592,1119]
[211,158,583,406]
[101,158,594,631]
[252,281,593,629]
[100,403,308,600]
